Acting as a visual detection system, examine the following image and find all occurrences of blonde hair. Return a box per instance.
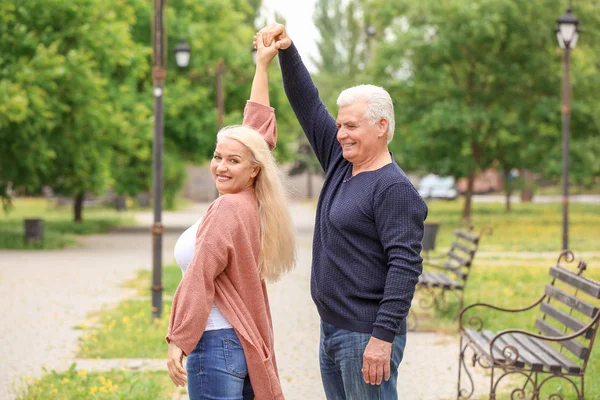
[216,125,296,282]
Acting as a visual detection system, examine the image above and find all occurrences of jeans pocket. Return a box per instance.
[223,337,248,379]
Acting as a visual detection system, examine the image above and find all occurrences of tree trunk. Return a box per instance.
[74,192,84,223]
[520,169,534,202]
[504,166,512,212]
[462,171,475,224]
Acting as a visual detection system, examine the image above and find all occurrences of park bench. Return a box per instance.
[410,226,490,329]
[457,251,600,400]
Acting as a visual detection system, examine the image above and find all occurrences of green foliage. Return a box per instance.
[78,300,172,359]
[0,0,299,219]
[15,364,177,400]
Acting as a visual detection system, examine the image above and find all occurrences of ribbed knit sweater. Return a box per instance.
[279,44,428,342]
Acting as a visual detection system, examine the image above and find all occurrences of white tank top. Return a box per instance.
[174,217,232,331]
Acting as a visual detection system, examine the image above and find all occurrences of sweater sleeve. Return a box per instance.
[278,44,339,173]
[243,100,277,151]
[371,183,428,342]
[166,198,241,355]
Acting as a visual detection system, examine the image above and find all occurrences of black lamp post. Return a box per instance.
[151,0,190,319]
[555,6,580,251]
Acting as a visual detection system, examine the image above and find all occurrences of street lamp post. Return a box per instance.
[151,0,190,319]
[555,6,580,251]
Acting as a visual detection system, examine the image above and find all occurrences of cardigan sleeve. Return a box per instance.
[166,197,241,355]
[243,100,277,150]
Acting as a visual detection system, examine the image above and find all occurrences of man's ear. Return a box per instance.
[377,118,389,139]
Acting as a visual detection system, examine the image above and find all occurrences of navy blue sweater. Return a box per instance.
[279,44,428,342]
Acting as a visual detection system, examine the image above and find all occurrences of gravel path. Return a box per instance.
[0,202,489,400]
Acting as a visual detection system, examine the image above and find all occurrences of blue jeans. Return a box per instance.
[319,321,406,400]
[186,328,253,400]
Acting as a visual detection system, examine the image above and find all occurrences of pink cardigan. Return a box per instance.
[167,101,284,399]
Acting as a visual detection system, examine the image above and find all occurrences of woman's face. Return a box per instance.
[210,137,259,195]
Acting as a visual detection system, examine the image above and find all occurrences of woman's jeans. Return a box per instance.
[186,328,253,400]
[320,321,406,400]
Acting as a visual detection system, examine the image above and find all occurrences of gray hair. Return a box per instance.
[336,84,395,143]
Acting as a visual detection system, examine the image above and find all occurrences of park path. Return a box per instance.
[0,202,489,400]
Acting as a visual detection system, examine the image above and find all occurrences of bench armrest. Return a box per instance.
[459,295,546,332]
[489,311,600,366]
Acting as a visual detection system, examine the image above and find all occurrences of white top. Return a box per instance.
[174,217,233,331]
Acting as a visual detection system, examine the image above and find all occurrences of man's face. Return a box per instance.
[210,137,259,195]
[335,101,384,165]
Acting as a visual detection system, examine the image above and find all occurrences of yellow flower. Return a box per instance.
[99,376,107,385]
[112,384,119,392]
[78,369,87,379]
[61,378,69,384]
[122,316,131,325]
[99,387,108,393]
[90,387,98,395]
[51,388,58,393]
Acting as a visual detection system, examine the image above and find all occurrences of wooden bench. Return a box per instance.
[457,251,600,400]
[409,226,490,330]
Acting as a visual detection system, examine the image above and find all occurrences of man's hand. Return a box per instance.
[362,336,392,385]
[167,341,188,387]
[255,23,292,50]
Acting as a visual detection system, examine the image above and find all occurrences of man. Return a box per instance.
[257,24,427,399]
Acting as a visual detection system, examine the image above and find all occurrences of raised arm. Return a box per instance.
[243,32,278,150]
[258,23,339,173]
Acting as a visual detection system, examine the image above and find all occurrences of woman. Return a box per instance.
[166,33,295,400]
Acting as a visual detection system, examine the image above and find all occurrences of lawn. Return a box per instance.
[0,198,134,249]
[14,364,180,400]
[426,200,600,252]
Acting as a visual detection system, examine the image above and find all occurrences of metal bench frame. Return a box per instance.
[410,226,490,330]
[457,250,600,400]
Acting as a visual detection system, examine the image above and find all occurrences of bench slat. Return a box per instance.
[444,261,467,280]
[550,267,600,299]
[451,241,476,257]
[540,302,593,339]
[509,334,563,373]
[501,334,544,371]
[455,229,480,244]
[436,273,462,289]
[535,318,589,359]
[518,335,581,374]
[448,251,471,267]
[480,330,526,368]
[545,284,599,318]
[464,329,507,365]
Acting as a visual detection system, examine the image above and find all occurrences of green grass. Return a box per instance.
[77,300,172,359]
[426,200,600,251]
[416,262,600,399]
[0,198,134,249]
[78,265,183,359]
[122,265,182,297]
[14,364,180,400]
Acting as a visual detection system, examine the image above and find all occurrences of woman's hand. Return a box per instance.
[167,341,188,387]
[253,32,278,69]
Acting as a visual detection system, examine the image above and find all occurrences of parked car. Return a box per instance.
[418,174,458,200]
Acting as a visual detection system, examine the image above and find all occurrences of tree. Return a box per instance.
[364,0,600,220]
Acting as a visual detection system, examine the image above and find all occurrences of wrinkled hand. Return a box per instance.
[255,23,292,50]
[362,336,392,385]
[253,32,278,68]
[167,341,187,387]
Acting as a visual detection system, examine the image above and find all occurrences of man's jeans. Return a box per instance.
[320,321,406,400]
[186,328,253,400]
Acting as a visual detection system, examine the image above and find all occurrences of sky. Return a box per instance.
[259,0,320,71]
